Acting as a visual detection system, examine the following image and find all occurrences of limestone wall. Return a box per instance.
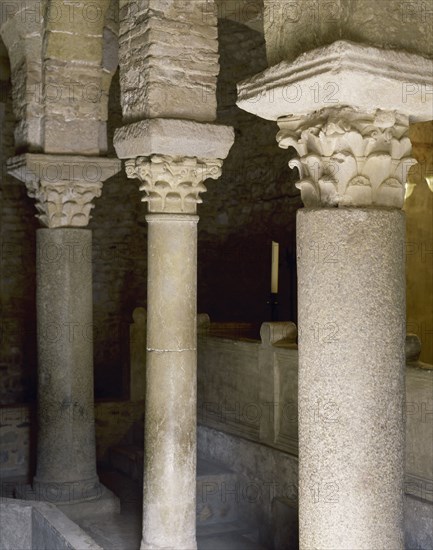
[0,400,144,481]
[406,122,433,364]
[197,18,301,324]
[197,325,433,546]
[0,499,102,550]
[264,0,433,66]
[0,405,32,478]
[197,325,433,504]
[0,81,38,405]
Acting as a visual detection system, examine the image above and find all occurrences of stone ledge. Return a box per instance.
[7,154,121,185]
[15,483,120,523]
[113,118,235,160]
[237,40,433,122]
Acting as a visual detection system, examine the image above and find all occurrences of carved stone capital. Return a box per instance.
[7,154,121,227]
[125,155,223,213]
[277,107,417,208]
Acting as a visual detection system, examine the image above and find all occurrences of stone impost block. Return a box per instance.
[7,154,121,227]
[114,118,235,160]
[237,41,433,122]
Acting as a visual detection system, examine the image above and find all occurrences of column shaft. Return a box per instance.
[142,214,198,550]
[34,228,99,502]
[297,208,405,549]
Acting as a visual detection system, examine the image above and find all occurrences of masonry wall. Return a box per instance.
[406,122,433,364]
[198,19,302,325]
[0,81,38,405]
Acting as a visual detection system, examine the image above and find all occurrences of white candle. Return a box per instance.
[271,241,279,294]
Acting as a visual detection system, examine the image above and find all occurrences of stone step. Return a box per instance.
[109,446,245,527]
[196,458,240,526]
[198,529,267,550]
[197,519,255,537]
[96,466,266,548]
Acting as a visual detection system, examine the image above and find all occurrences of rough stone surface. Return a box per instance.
[0,498,32,550]
[405,121,433,365]
[405,494,433,550]
[34,228,100,502]
[197,424,299,546]
[114,118,235,160]
[405,366,433,503]
[118,0,219,122]
[7,154,121,228]
[264,0,433,66]
[297,208,406,549]
[277,107,416,209]
[0,0,115,154]
[142,213,198,549]
[237,40,433,122]
[0,498,103,550]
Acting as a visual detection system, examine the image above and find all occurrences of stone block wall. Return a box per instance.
[0,405,32,479]
[197,325,433,548]
[0,81,38,405]
[0,400,144,480]
[263,0,433,66]
[197,18,302,324]
[90,72,148,398]
[406,122,433,364]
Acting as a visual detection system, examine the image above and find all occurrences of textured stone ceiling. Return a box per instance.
[216,0,264,32]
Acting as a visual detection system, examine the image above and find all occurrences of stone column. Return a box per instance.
[296,206,405,548]
[34,227,98,502]
[237,41,433,549]
[119,153,232,550]
[114,2,233,545]
[7,154,121,518]
[145,212,198,550]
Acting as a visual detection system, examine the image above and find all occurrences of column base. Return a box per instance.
[15,482,120,522]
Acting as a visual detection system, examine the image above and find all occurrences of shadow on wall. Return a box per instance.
[198,19,302,324]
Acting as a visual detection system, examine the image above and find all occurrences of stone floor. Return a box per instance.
[0,463,268,549]
[78,468,268,550]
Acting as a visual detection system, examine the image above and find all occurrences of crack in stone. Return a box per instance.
[147,348,197,353]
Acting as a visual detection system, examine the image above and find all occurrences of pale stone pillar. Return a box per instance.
[117,153,233,550]
[297,208,405,548]
[114,2,233,545]
[237,41,433,549]
[144,213,198,549]
[7,154,121,517]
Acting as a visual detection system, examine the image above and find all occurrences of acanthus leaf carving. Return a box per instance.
[6,154,121,228]
[125,155,223,214]
[277,107,417,208]
[26,180,103,228]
